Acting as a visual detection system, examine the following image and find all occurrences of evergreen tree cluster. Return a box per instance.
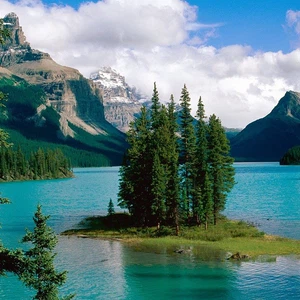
[118,84,235,232]
[280,145,300,165]
[0,147,73,181]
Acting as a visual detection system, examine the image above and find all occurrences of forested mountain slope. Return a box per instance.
[0,13,126,166]
[230,91,300,161]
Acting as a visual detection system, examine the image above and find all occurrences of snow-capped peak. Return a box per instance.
[90,67,145,104]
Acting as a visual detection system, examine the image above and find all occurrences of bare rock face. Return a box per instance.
[0,12,50,67]
[90,67,147,132]
[1,12,29,49]
[104,103,142,132]
[0,12,108,137]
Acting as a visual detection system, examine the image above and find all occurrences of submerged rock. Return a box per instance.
[227,252,250,260]
[174,247,192,254]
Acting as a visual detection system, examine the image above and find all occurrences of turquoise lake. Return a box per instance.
[0,162,299,299]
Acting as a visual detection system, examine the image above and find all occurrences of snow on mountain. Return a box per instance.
[90,67,148,132]
[90,67,145,104]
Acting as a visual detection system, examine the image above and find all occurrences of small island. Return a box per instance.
[62,213,300,258]
[63,85,300,259]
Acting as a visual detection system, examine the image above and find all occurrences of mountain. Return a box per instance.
[224,128,241,140]
[90,67,147,132]
[230,91,300,161]
[0,12,126,166]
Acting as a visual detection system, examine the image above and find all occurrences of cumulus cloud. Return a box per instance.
[0,0,300,128]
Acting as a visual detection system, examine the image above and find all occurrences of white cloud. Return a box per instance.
[286,10,300,33]
[0,1,300,128]
[285,10,300,48]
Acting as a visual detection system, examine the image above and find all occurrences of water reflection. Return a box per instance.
[56,237,128,299]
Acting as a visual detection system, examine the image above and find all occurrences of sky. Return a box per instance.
[1,0,300,128]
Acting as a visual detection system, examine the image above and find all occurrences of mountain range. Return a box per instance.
[1,12,300,164]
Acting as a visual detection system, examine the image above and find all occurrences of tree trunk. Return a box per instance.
[176,224,179,236]
[174,207,179,236]
[213,210,217,225]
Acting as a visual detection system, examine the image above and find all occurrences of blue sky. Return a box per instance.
[190,0,298,52]
[1,0,300,127]
[39,0,300,52]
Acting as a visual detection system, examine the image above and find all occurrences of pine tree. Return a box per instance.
[16,146,27,177]
[149,88,171,228]
[35,148,46,177]
[107,199,115,216]
[0,149,8,179]
[151,152,166,230]
[207,114,235,225]
[201,172,213,230]
[165,95,180,234]
[179,84,197,222]
[29,152,39,180]
[118,106,152,226]
[21,205,74,300]
[193,96,209,225]
[150,82,161,130]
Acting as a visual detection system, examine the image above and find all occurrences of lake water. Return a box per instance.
[0,163,299,299]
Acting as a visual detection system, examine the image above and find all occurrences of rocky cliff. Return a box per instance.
[0,12,113,137]
[90,67,146,132]
[230,91,300,161]
[0,12,126,165]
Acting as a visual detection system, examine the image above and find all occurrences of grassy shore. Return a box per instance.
[62,214,300,258]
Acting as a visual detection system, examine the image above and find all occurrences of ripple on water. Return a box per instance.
[233,256,300,300]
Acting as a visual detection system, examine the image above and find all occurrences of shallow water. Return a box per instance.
[0,163,299,299]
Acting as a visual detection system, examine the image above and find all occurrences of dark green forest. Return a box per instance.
[280,145,300,165]
[4,127,115,167]
[0,147,73,181]
[118,84,235,233]
[0,75,126,167]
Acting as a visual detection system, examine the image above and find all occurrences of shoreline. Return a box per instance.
[61,215,300,258]
[0,173,74,183]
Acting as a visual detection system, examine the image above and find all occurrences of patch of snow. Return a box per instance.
[90,67,149,104]
[109,96,134,103]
